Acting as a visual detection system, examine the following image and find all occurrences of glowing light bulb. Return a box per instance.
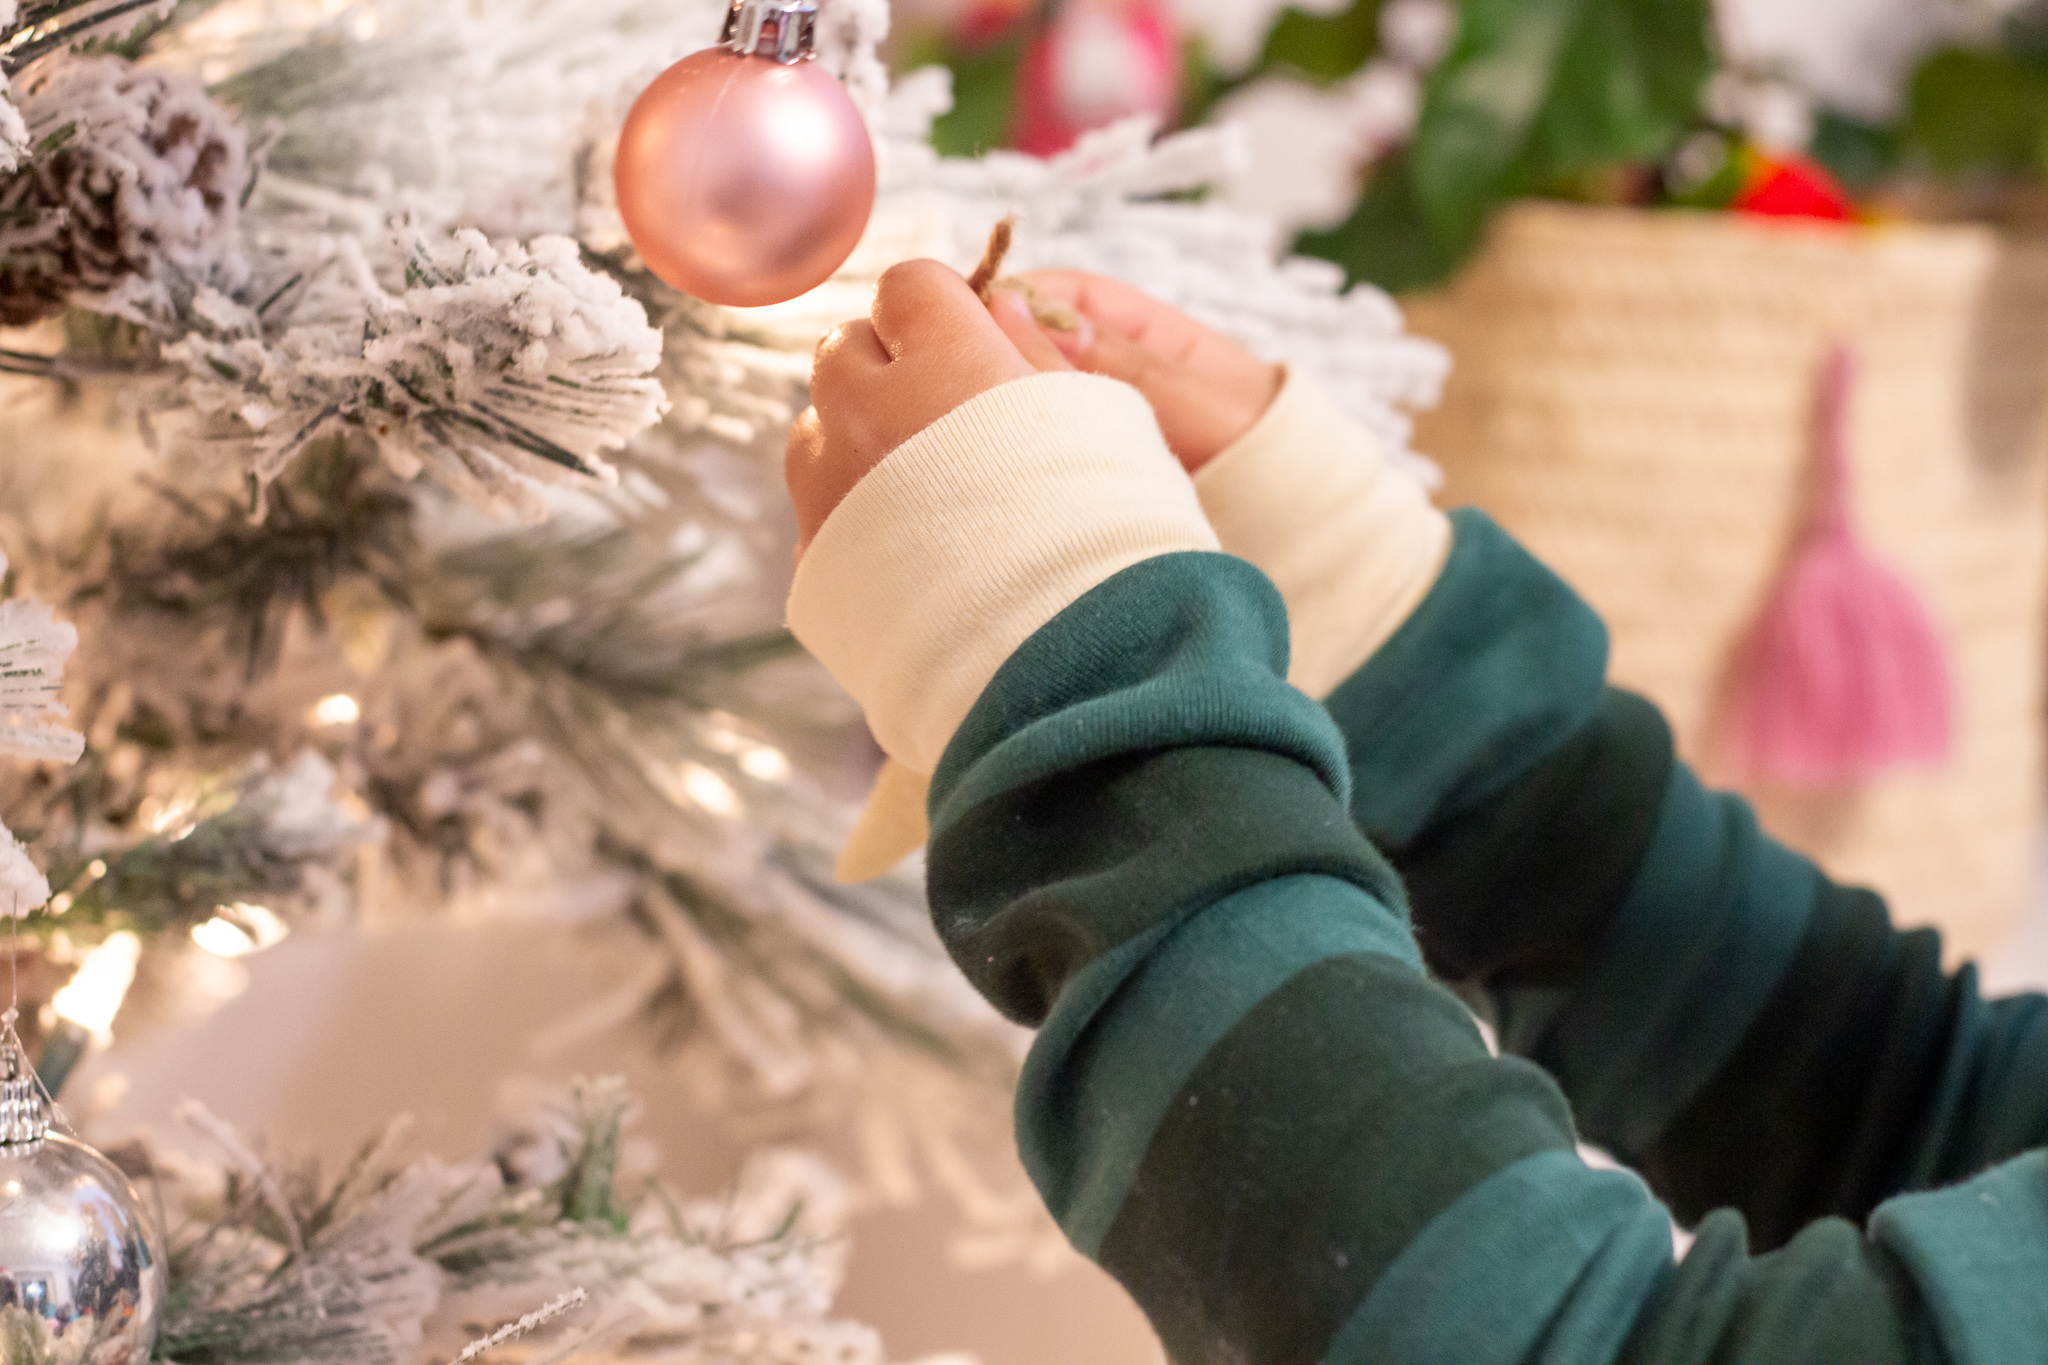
[228,902,288,949]
[311,694,362,726]
[50,932,142,1044]
[680,764,741,818]
[190,902,290,958]
[191,917,257,958]
[739,746,790,782]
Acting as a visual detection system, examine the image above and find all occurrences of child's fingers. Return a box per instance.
[870,258,1003,361]
[811,318,890,419]
[1069,324,1209,425]
[1020,269,1210,362]
[1086,327,1278,473]
[988,290,1075,374]
[1022,269,1277,402]
[1020,271,1162,336]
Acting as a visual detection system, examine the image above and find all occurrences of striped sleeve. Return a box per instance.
[925,549,1950,1365]
[1329,510,2048,1250]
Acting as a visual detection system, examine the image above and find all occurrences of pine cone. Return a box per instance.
[0,58,248,327]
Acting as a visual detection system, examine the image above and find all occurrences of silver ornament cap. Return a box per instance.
[720,0,818,63]
[0,1030,167,1362]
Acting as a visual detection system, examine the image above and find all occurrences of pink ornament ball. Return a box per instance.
[615,48,877,308]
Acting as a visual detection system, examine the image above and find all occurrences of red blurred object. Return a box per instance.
[955,0,1031,48]
[1011,0,1179,157]
[1733,154,1854,221]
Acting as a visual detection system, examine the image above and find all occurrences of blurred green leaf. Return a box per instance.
[1409,0,1581,256]
[904,28,1029,157]
[1296,149,1461,293]
[1312,0,1709,292]
[1811,109,1902,191]
[1177,36,1234,128]
[1260,0,1383,84]
[1907,47,2048,179]
[1523,0,1678,183]
[2003,0,2048,64]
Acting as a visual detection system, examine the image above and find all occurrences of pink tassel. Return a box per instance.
[1722,344,1954,786]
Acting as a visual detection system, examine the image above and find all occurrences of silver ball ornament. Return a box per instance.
[0,1039,166,1364]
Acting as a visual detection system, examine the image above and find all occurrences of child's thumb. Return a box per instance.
[989,289,1078,374]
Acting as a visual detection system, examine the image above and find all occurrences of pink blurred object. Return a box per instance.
[1723,344,1954,786]
[614,8,876,309]
[1012,0,1179,157]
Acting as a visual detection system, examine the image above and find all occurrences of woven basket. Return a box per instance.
[1403,202,2048,959]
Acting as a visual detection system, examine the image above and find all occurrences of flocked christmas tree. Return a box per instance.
[0,0,1449,1355]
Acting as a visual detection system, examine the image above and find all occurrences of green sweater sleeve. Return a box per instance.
[1327,510,2048,1258]
[923,548,2003,1365]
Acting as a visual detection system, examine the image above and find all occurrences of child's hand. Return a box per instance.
[986,271,1283,474]
[787,260,1036,553]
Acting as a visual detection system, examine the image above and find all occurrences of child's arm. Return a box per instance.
[789,262,2036,1365]
[1337,513,2048,1247]
[1015,273,2048,1247]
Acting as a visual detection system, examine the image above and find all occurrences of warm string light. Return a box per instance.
[51,932,141,1044]
[45,855,108,915]
[310,693,362,726]
[190,902,288,959]
[704,715,792,783]
[656,762,741,819]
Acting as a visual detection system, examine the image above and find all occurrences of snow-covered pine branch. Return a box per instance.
[0,553,83,766]
[0,824,45,913]
[0,1,16,171]
[151,1079,892,1365]
[1,0,178,76]
[0,548,82,914]
[0,35,675,515]
[0,80,25,176]
[169,229,668,521]
[0,57,248,325]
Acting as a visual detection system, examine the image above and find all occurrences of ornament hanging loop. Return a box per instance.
[722,0,819,63]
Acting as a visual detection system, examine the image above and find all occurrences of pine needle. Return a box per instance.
[448,1288,589,1364]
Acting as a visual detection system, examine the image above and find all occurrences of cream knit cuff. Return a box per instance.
[1194,367,1452,700]
[821,368,1451,883]
[788,368,1217,791]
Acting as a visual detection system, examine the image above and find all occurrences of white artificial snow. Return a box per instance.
[4,58,251,316]
[170,230,667,520]
[0,551,77,915]
[0,552,85,766]
[0,822,49,914]
[1208,64,1418,235]
[0,79,25,177]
